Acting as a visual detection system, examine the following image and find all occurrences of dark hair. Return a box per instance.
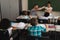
[44,12,49,17]
[22,11,27,15]
[30,18,38,26]
[33,4,38,8]
[47,1,51,4]
[27,11,30,15]
[45,1,51,7]
[0,18,11,29]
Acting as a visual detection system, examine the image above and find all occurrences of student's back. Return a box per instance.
[0,18,11,40]
[27,18,46,40]
[28,25,46,37]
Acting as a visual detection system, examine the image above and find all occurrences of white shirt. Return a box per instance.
[17,22,26,29]
[7,27,13,36]
[45,7,53,13]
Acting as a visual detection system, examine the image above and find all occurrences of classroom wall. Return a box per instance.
[0,0,60,21]
[0,0,28,20]
[22,0,28,11]
[28,0,60,11]
[1,0,19,21]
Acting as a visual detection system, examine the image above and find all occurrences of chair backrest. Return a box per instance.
[41,32,49,36]
[55,31,60,40]
[20,29,29,36]
[0,30,10,40]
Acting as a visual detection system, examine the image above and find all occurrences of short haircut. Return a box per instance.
[0,18,11,29]
[33,4,38,8]
[47,1,51,4]
[30,18,38,26]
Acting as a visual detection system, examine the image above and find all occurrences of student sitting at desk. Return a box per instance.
[44,1,53,16]
[17,11,30,19]
[27,18,46,40]
[0,18,12,40]
[39,12,51,20]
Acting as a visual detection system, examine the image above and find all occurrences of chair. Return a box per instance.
[0,30,10,40]
[10,29,20,40]
[41,32,50,40]
[18,29,29,40]
[55,31,60,40]
[48,31,56,40]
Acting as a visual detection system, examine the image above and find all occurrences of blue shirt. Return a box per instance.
[27,25,46,37]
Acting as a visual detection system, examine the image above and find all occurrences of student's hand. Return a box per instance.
[45,24,49,32]
[12,27,17,30]
[29,15,32,19]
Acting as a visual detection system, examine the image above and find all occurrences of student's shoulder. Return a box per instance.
[31,9,36,11]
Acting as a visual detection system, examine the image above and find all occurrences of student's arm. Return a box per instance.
[38,6,45,10]
[29,15,32,19]
[45,24,49,32]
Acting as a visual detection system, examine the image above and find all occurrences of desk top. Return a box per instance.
[11,22,59,31]
[17,15,60,19]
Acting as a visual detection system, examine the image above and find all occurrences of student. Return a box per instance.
[0,18,12,40]
[39,12,50,20]
[23,11,29,19]
[21,11,30,19]
[0,18,11,29]
[27,18,46,40]
[44,2,53,16]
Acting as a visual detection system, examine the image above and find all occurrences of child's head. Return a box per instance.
[30,18,38,26]
[0,18,11,29]
[33,4,39,9]
[23,11,28,15]
[47,1,51,7]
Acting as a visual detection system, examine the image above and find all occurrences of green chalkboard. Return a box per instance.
[28,0,60,11]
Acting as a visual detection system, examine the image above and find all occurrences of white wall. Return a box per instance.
[0,0,28,20]
[9,0,19,20]
[22,0,28,11]
[1,0,19,21]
